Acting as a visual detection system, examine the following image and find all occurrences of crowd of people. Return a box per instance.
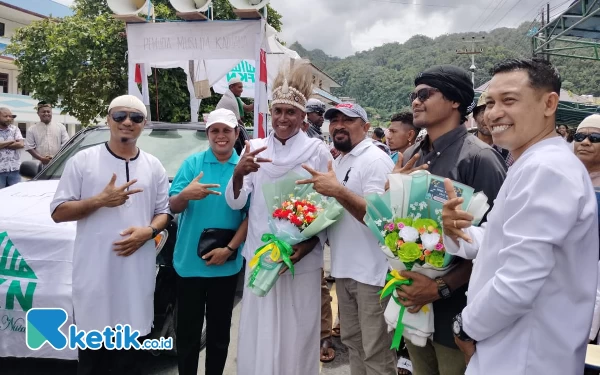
[1,55,590,375]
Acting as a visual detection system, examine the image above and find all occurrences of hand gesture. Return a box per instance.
[99,173,143,208]
[441,178,474,244]
[203,247,233,266]
[113,226,153,256]
[296,161,339,197]
[181,172,221,201]
[233,141,271,178]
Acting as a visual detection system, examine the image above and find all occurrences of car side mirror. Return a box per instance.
[20,160,42,179]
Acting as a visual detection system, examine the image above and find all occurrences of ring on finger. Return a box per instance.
[253,157,258,163]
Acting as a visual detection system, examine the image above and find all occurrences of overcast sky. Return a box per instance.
[54,0,573,57]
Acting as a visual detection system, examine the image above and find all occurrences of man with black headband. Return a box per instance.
[393,65,507,375]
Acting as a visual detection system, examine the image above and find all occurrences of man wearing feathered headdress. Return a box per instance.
[225,62,333,375]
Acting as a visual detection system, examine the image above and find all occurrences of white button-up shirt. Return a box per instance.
[25,121,69,157]
[327,139,394,287]
[446,137,599,375]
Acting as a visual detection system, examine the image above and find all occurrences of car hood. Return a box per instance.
[0,180,76,245]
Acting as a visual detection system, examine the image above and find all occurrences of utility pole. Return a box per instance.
[546,2,551,62]
[456,36,485,88]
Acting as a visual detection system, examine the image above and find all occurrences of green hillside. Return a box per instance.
[289,22,600,124]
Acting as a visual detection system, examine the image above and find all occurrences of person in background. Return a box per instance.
[472,92,514,167]
[25,102,69,165]
[444,58,598,375]
[216,77,253,155]
[50,95,171,375]
[298,102,398,375]
[573,115,600,362]
[226,62,332,375]
[169,108,249,375]
[397,65,506,375]
[305,98,326,141]
[557,124,569,141]
[372,127,391,155]
[0,107,24,188]
[387,112,420,164]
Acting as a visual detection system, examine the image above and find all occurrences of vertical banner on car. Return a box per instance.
[254,20,268,139]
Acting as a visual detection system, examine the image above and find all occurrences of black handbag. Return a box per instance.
[197,228,238,262]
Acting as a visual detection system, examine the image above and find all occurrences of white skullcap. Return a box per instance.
[577,114,600,132]
[108,95,147,117]
[228,77,242,85]
[206,108,238,129]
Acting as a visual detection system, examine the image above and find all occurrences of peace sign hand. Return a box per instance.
[385,153,429,191]
[233,141,272,178]
[441,178,474,244]
[98,173,143,208]
[296,161,340,197]
[181,171,221,201]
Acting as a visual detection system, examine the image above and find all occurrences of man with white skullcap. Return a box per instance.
[50,94,171,375]
[216,77,253,155]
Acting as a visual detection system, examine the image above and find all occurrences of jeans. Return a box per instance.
[176,272,239,375]
[0,170,20,188]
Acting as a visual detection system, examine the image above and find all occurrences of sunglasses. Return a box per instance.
[111,111,145,124]
[409,88,440,103]
[574,132,600,143]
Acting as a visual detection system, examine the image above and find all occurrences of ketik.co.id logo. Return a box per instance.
[26,308,172,351]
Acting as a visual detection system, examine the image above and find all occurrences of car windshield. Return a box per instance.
[36,128,210,181]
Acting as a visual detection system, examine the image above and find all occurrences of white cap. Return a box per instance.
[228,77,242,85]
[577,114,600,132]
[108,95,147,117]
[206,108,238,129]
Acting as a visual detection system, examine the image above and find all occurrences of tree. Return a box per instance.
[7,0,283,125]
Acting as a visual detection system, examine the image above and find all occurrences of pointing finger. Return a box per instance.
[403,154,419,170]
[119,179,138,191]
[296,178,316,186]
[193,171,204,182]
[201,183,220,189]
[395,152,404,169]
[206,189,222,196]
[444,178,458,201]
[248,146,268,156]
[327,160,334,172]
[255,157,272,163]
[125,188,144,196]
[108,173,117,186]
[244,141,251,155]
[301,164,319,176]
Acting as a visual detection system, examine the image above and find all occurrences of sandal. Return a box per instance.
[320,338,336,363]
[331,325,341,338]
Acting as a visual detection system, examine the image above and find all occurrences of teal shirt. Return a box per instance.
[169,149,246,277]
[391,152,399,164]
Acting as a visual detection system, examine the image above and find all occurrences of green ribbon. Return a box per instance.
[248,233,295,288]
[379,271,413,350]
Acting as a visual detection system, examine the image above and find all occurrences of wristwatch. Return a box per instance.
[453,313,474,342]
[149,226,159,239]
[435,277,451,299]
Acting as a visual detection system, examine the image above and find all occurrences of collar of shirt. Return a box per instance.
[204,147,240,165]
[347,138,374,157]
[420,126,467,155]
[104,142,140,161]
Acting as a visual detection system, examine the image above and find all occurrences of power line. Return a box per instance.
[472,0,510,32]
[489,0,523,30]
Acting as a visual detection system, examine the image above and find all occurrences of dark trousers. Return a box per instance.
[77,346,142,375]
[176,272,239,375]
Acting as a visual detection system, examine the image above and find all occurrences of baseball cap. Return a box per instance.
[206,108,238,129]
[324,102,368,123]
[473,92,488,115]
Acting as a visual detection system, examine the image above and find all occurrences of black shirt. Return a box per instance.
[403,126,507,349]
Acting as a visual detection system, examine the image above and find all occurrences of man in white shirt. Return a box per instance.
[25,102,69,165]
[443,58,599,375]
[297,102,398,374]
[225,62,332,375]
[50,95,171,375]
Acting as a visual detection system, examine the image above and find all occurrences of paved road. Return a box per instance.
[1,248,352,375]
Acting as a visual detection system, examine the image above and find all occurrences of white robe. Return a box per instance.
[50,144,170,335]
[225,130,332,375]
[445,137,599,374]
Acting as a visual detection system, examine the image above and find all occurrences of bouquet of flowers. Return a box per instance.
[248,171,344,297]
[364,170,489,349]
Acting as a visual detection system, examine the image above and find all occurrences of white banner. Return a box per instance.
[213,60,257,98]
[0,181,77,360]
[126,21,262,63]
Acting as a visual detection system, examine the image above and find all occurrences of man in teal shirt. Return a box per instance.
[169,108,248,375]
